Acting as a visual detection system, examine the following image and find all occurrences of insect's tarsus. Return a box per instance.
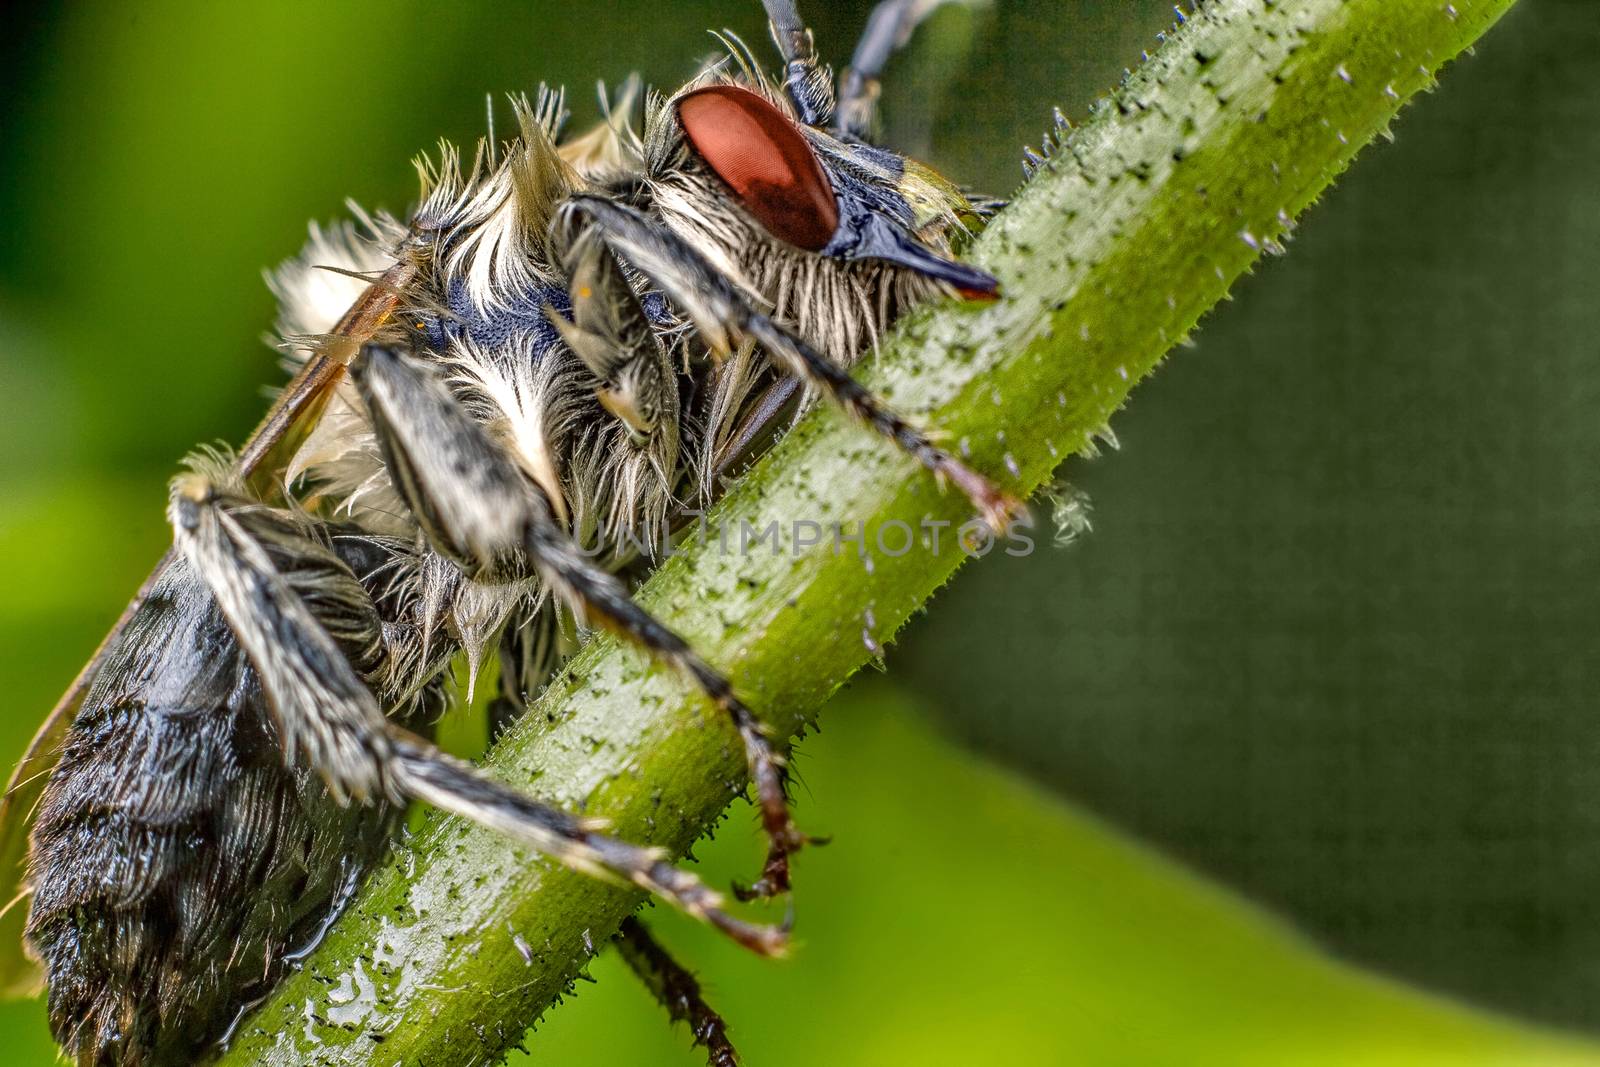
[838,0,949,140]
[762,0,834,125]
[616,916,743,1067]
[390,735,788,956]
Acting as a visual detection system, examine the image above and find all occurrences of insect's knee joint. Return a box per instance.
[167,473,221,531]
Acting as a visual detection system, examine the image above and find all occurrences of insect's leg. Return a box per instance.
[545,210,679,470]
[168,477,786,955]
[168,475,397,805]
[562,196,1021,532]
[836,0,957,140]
[616,917,740,1067]
[761,0,834,125]
[352,345,808,900]
[386,733,782,954]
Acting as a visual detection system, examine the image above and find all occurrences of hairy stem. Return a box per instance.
[217,1,1518,1062]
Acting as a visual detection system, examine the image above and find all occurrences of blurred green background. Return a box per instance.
[1,1,1596,1063]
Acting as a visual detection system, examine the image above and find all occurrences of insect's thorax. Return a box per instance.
[267,74,981,688]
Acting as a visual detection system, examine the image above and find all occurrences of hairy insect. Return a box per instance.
[0,1,1018,1063]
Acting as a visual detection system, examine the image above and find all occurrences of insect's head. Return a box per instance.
[675,83,998,299]
[633,38,997,361]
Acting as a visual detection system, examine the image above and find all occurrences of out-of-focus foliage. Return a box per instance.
[904,0,1600,1033]
[0,1,1591,1063]
[528,690,1600,1067]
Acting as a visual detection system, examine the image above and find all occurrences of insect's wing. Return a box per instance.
[0,242,417,996]
[0,714,69,997]
[711,377,802,484]
[0,731,65,995]
[0,549,181,996]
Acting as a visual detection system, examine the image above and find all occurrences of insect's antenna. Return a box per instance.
[761,0,834,125]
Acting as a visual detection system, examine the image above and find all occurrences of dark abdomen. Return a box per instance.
[26,557,409,1066]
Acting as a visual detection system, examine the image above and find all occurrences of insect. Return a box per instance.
[0,1,1017,1063]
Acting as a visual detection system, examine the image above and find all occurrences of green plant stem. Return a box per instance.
[217,1,1519,1062]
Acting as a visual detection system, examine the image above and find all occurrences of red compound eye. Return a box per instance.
[678,85,839,252]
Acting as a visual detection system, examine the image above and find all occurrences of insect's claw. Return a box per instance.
[932,454,1030,539]
[731,875,785,904]
[707,908,791,958]
[980,492,1030,538]
[731,813,820,903]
